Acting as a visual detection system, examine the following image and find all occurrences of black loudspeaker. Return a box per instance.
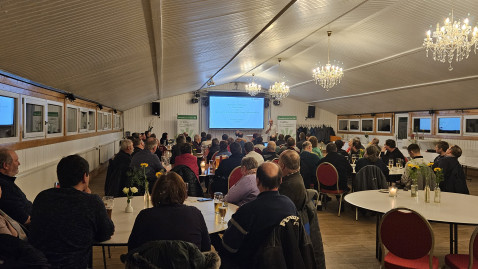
[307,105,316,118]
[202,97,209,106]
[264,98,270,108]
[191,98,199,104]
[273,100,281,106]
[152,102,160,116]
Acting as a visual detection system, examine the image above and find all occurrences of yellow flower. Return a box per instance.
[122,187,129,194]
[156,171,163,178]
[131,187,138,193]
[140,163,149,168]
[428,162,434,166]
[434,167,442,172]
[407,163,414,168]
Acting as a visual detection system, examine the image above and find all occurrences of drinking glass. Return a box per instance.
[102,196,114,219]
[351,155,357,164]
[213,192,223,214]
[396,158,403,168]
[219,205,227,224]
[215,156,221,169]
[388,159,394,169]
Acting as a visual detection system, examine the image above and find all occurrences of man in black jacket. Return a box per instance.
[318,143,352,192]
[104,139,134,196]
[380,139,406,166]
[210,142,243,195]
[299,141,320,189]
[439,145,469,194]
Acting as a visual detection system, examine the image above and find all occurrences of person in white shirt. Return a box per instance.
[243,142,264,166]
[401,143,435,190]
[264,119,277,139]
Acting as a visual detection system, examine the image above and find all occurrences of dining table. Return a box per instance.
[345,190,478,259]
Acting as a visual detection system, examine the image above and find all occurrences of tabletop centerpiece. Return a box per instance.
[122,187,138,213]
[126,163,151,209]
[433,167,444,203]
[407,163,420,197]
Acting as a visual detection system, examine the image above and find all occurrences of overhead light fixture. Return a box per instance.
[269,58,290,100]
[65,93,76,101]
[423,9,478,71]
[207,78,215,87]
[245,74,262,96]
[312,31,344,91]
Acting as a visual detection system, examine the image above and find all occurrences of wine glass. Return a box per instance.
[388,159,394,169]
[351,155,357,164]
[218,205,227,224]
[396,158,402,168]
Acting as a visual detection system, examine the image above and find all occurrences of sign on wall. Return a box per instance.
[177,115,198,137]
[277,116,297,140]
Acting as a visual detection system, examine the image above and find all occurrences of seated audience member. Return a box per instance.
[225,157,259,206]
[128,172,210,251]
[349,140,364,160]
[368,137,381,152]
[335,140,349,158]
[0,233,49,269]
[200,132,207,143]
[309,136,324,159]
[235,131,246,152]
[207,138,221,162]
[174,143,199,179]
[211,142,243,195]
[355,145,389,178]
[214,162,297,268]
[222,134,229,141]
[276,134,286,147]
[159,132,168,146]
[400,144,434,189]
[299,141,321,189]
[30,155,114,269]
[186,136,192,143]
[244,142,264,166]
[131,137,165,192]
[262,141,278,161]
[269,134,277,142]
[217,140,231,157]
[278,150,308,210]
[105,139,134,197]
[439,145,469,194]
[0,186,27,239]
[170,135,186,165]
[380,139,406,166]
[433,141,449,169]
[0,148,32,225]
[192,134,202,153]
[132,137,144,157]
[202,134,213,148]
[253,136,266,151]
[296,132,306,151]
[131,132,140,139]
[278,137,300,155]
[318,143,352,192]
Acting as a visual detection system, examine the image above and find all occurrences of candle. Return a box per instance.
[200,161,205,168]
[389,187,397,197]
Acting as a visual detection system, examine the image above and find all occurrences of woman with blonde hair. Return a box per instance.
[308,136,323,159]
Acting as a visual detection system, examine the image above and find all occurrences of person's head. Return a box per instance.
[120,139,134,155]
[299,132,305,140]
[133,137,144,149]
[435,141,449,155]
[241,157,258,176]
[227,137,234,145]
[278,134,285,141]
[145,131,151,138]
[335,140,344,150]
[150,133,157,138]
[244,142,254,153]
[180,143,192,154]
[269,135,277,141]
[266,141,276,152]
[371,138,379,145]
[161,132,168,140]
[151,172,187,206]
[238,132,244,138]
[186,136,192,143]
[176,135,186,145]
[286,137,296,147]
[57,155,89,189]
[269,119,273,125]
[385,139,396,150]
[302,141,312,152]
[0,148,20,177]
[284,135,291,141]
[201,132,206,138]
[255,136,263,145]
[252,133,259,140]
[407,143,421,157]
[145,137,159,152]
[140,133,145,140]
[326,142,337,154]
[211,138,220,148]
[222,134,228,141]
[230,142,242,155]
[352,140,362,151]
[131,132,140,139]
[309,136,318,148]
[206,134,212,140]
[194,134,200,143]
[447,145,462,158]
[278,150,300,173]
[365,145,380,162]
[256,162,282,191]
[219,140,228,151]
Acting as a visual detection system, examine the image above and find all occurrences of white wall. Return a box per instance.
[15,132,123,200]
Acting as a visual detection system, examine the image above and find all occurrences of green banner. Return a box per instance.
[177,115,197,120]
[278,116,297,120]
[32,111,42,116]
[48,112,59,117]
[177,115,199,137]
[277,116,297,140]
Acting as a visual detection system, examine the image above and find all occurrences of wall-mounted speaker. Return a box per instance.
[152,102,160,116]
[191,98,199,104]
[202,97,209,107]
[273,100,281,106]
[307,105,316,118]
[264,98,270,108]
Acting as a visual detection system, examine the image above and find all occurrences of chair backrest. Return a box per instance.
[379,208,434,264]
[470,225,478,267]
[272,158,279,164]
[171,165,204,197]
[354,165,387,191]
[228,166,242,189]
[316,162,339,190]
[211,151,219,162]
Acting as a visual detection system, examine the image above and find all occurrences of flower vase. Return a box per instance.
[144,182,151,209]
[125,198,133,213]
[424,185,431,203]
[410,183,418,197]
[434,186,441,203]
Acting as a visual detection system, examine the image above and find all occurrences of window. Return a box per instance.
[114,115,120,129]
[377,118,391,133]
[349,120,360,131]
[464,116,478,135]
[338,120,348,131]
[437,116,461,135]
[412,117,431,133]
[67,106,78,134]
[0,91,18,142]
[88,110,96,131]
[23,97,46,139]
[103,113,108,129]
[361,119,373,132]
[80,109,88,132]
[97,112,103,131]
[47,101,63,137]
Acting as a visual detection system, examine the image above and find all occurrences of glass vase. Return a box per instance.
[410,184,418,197]
[434,186,441,203]
[144,182,151,209]
[125,198,133,213]
[424,185,430,203]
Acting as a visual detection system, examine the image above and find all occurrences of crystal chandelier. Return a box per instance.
[423,10,478,71]
[312,31,344,91]
[269,59,290,100]
[245,74,262,96]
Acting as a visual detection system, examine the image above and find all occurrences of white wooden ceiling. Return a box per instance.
[0,0,477,115]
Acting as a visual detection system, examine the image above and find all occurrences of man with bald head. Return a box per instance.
[217,162,297,268]
[278,149,308,211]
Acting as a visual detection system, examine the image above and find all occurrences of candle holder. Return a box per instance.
[389,186,397,197]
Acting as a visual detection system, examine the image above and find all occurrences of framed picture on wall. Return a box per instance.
[349,120,360,131]
[338,119,348,131]
[361,118,373,132]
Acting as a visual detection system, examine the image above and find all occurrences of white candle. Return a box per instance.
[389,187,397,197]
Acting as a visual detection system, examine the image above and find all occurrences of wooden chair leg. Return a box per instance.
[356,207,358,221]
[338,194,343,217]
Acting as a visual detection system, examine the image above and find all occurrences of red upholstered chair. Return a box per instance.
[445,226,478,269]
[379,207,439,269]
[316,162,345,216]
[228,166,242,189]
[211,151,219,162]
[272,158,279,164]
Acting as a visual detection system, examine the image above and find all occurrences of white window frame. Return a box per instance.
[46,100,64,138]
[79,108,89,133]
[436,116,462,136]
[376,117,392,133]
[463,115,478,136]
[88,109,96,132]
[104,112,112,130]
[360,118,374,133]
[23,96,46,139]
[114,114,120,129]
[338,119,349,132]
[349,119,360,132]
[66,105,79,135]
[97,112,104,131]
[412,116,432,134]
[0,90,20,144]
